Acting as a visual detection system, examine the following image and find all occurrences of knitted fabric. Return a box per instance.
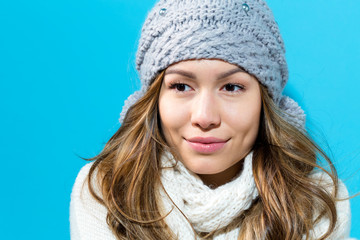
[159,151,258,239]
[70,153,354,239]
[119,0,306,129]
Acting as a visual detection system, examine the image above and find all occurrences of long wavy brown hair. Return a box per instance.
[86,70,339,240]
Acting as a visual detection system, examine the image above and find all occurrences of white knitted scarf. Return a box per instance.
[158,151,259,239]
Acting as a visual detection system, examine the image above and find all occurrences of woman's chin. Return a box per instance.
[182,159,232,175]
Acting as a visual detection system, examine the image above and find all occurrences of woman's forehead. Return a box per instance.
[166,59,243,70]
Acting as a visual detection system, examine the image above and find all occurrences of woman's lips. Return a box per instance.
[185,137,228,154]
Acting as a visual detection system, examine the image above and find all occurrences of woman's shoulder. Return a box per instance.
[310,171,350,199]
[71,162,94,198]
[70,162,116,240]
[71,162,100,210]
[308,171,354,240]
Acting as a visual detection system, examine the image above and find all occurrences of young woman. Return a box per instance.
[70,0,354,239]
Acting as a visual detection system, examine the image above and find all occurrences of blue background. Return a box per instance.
[0,0,359,239]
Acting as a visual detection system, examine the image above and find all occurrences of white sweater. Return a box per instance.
[70,160,354,240]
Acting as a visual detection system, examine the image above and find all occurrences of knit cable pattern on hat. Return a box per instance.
[136,0,287,100]
[119,0,306,129]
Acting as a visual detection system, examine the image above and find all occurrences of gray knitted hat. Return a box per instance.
[120,0,305,128]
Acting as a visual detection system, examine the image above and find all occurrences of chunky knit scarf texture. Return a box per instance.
[159,151,258,239]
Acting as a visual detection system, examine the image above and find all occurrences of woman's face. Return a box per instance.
[158,59,261,185]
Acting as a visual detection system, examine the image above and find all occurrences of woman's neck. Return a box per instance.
[197,160,245,188]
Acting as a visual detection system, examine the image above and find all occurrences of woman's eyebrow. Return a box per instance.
[164,68,246,80]
[216,68,246,80]
[164,69,196,79]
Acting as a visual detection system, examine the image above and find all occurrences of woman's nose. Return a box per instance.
[190,93,221,130]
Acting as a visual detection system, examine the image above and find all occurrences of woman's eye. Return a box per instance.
[222,84,244,92]
[170,83,192,92]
